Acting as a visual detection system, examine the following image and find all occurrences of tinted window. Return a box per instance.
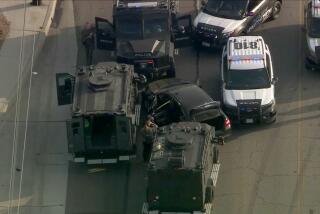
[117,19,142,39]
[204,0,248,20]
[226,68,271,90]
[247,0,262,11]
[144,18,168,37]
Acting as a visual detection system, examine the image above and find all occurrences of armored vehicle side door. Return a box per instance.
[66,117,85,155]
[172,14,193,48]
[95,17,115,50]
[56,73,75,105]
[115,116,133,150]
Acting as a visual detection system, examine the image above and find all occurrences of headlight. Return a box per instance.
[222,31,235,38]
[262,100,275,112]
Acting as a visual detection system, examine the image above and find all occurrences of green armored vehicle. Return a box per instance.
[55,62,141,164]
[142,122,220,214]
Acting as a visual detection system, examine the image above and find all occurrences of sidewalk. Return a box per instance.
[0,0,57,108]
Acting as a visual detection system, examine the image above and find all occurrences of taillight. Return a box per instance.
[224,118,231,129]
[147,60,154,65]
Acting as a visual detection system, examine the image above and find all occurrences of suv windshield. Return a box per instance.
[144,18,168,37]
[226,68,271,90]
[117,16,168,39]
[204,0,248,20]
[117,18,143,39]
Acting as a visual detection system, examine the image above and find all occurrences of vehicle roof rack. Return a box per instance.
[115,0,170,9]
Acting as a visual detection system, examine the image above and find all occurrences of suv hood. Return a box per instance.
[117,39,165,57]
[194,11,245,33]
[223,88,274,106]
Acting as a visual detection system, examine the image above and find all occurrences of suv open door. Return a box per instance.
[172,14,193,48]
[95,17,115,50]
[56,73,75,105]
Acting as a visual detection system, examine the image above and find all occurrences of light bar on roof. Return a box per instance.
[228,54,264,61]
[127,2,158,7]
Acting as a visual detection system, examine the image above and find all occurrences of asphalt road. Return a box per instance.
[2,0,319,214]
[66,0,320,214]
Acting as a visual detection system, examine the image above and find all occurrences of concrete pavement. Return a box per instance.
[0,1,78,214]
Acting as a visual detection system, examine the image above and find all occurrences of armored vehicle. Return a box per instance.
[142,122,220,214]
[305,0,320,70]
[55,62,141,164]
[221,36,277,124]
[95,0,193,81]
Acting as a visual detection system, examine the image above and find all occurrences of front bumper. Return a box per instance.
[194,31,228,48]
[305,55,320,70]
[223,105,277,124]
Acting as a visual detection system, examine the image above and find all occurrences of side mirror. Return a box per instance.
[246,11,255,17]
[271,77,278,85]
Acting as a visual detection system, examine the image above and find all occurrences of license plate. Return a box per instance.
[202,41,210,47]
[245,118,254,123]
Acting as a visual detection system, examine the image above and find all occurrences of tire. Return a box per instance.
[167,62,176,78]
[270,1,282,20]
[205,179,214,203]
[213,147,220,164]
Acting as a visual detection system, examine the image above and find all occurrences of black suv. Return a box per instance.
[95,0,193,81]
[143,78,231,138]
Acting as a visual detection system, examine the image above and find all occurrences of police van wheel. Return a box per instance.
[305,58,313,70]
[271,1,281,20]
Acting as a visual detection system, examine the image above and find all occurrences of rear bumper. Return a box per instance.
[215,128,232,138]
[305,56,320,69]
[73,148,136,164]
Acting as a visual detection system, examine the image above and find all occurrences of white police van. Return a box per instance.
[193,0,282,48]
[220,36,277,124]
[305,0,320,70]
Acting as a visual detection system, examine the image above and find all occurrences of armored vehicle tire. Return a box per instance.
[213,147,220,164]
[270,1,281,20]
[167,63,176,78]
[305,58,314,70]
[205,179,214,203]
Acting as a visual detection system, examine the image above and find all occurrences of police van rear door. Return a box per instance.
[115,116,133,151]
[66,118,85,157]
[95,17,115,50]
